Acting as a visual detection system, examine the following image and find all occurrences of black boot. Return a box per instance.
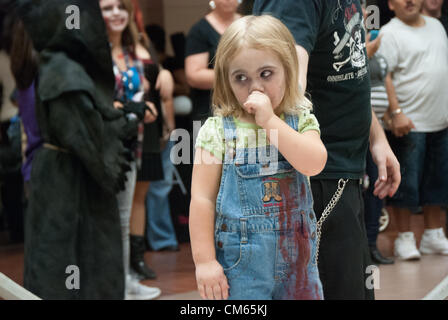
[370,245,394,265]
[130,235,157,279]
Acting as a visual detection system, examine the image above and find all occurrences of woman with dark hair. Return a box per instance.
[0,12,24,244]
[185,0,242,123]
[99,0,163,300]
[0,13,18,128]
[9,18,42,193]
[1,17,42,246]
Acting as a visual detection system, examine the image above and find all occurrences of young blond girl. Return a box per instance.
[189,15,327,300]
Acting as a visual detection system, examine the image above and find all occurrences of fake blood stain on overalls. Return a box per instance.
[214,115,323,300]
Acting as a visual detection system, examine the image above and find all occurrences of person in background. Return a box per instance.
[444,0,448,32]
[144,138,179,252]
[99,0,161,300]
[17,0,129,299]
[361,2,394,265]
[378,0,448,260]
[184,1,243,239]
[146,24,192,116]
[422,0,448,34]
[0,12,24,244]
[143,24,183,252]
[9,18,42,197]
[8,17,41,251]
[125,0,175,281]
[0,14,17,126]
[185,0,242,123]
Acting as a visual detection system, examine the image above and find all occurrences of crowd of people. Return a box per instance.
[0,0,447,300]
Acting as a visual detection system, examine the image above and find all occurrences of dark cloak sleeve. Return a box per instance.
[43,91,130,194]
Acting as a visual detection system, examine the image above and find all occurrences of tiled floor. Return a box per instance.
[1,211,447,300]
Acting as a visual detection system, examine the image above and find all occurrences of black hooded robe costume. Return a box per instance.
[16,0,130,299]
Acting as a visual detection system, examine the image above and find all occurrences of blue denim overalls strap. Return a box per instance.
[215,114,323,300]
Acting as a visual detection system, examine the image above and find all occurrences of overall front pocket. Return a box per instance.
[215,220,251,280]
[235,160,298,216]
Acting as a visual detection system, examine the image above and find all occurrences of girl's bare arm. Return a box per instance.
[264,116,327,176]
[189,148,228,299]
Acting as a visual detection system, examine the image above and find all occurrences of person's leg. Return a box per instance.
[117,164,161,299]
[146,141,178,251]
[421,129,448,225]
[419,129,448,255]
[130,181,157,279]
[116,162,137,278]
[311,179,374,300]
[395,207,412,233]
[423,205,445,230]
[386,131,424,260]
[130,181,149,236]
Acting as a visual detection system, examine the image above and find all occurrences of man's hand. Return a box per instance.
[390,112,415,137]
[195,260,229,300]
[370,140,401,199]
[243,91,275,127]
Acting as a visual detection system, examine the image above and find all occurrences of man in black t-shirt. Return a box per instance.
[254,0,400,300]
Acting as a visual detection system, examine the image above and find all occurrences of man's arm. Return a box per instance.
[369,110,401,198]
[384,72,415,137]
[295,45,309,92]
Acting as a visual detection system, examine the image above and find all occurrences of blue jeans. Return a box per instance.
[145,141,178,250]
[386,129,448,208]
[215,115,323,300]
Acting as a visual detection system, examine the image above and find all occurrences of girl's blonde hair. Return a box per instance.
[213,15,312,118]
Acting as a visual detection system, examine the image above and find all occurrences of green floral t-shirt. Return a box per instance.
[195,110,320,161]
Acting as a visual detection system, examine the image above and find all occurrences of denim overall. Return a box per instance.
[215,115,323,300]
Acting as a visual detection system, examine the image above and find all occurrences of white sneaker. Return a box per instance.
[394,232,421,260]
[419,228,448,255]
[125,275,161,300]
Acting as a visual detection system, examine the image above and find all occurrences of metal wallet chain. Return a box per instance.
[313,178,349,266]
